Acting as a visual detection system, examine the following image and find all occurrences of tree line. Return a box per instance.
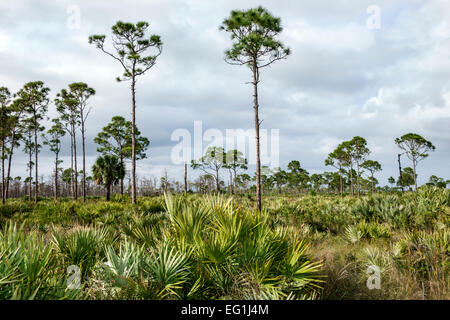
[184,133,445,197]
[0,82,96,203]
[0,81,151,203]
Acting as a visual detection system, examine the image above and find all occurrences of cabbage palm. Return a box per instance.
[92,155,125,201]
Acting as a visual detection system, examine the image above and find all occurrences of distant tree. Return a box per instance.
[325,143,350,195]
[340,141,355,196]
[69,82,95,202]
[388,176,396,189]
[13,176,21,197]
[397,167,416,190]
[366,176,379,192]
[43,119,65,200]
[160,170,171,194]
[94,116,149,194]
[361,160,382,193]
[17,81,49,202]
[194,173,216,194]
[236,173,252,191]
[272,167,288,194]
[310,173,325,192]
[21,120,35,200]
[4,95,26,200]
[224,149,248,194]
[191,146,226,192]
[395,133,435,190]
[61,168,73,195]
[220,6,290,211]
[426,175,448,189]
[184,162,188,194]
[348,136,370,197]
[23,177,32,199]
[92,155,125,201]
[259,166,274,194]
[323,171,341,193]
[89,21,162,204]
[286,160,309,193]
[55,87,79,199]
[0,86,12,204]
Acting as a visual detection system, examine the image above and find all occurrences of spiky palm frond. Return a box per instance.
[144,242,190,299]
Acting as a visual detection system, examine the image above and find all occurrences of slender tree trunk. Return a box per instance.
[339,165,343,195]
[81,120,86,202]
[73,125,78,200]
[34,120,38,202]
[371,172,374,193]
[215,167,220,192]
[184,162,187,194]
[28,148,32,200]
[131,74,137,204]
[106,184,111,201]
[120,155,124,195]
[233,169,237,194]
[70,131,74,198]
[1,138,5,204]
[356,161,360,198]
[55,153,59,200]
[398,154,404,192]
[230,170,234,195]
[413,159,417,191]
[5,130,16,200]
[349,162,354,196]
[252,63,262,212]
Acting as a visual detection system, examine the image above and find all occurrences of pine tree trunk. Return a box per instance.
[413,159,417,191]
[371,172,375,193]
[1,138,5,204]
[397,154,404,192]
[81,120,86,202]
[350,162,354,196]
[229,170,233,195]
[28,148,32,200]
[55,153,59,200]
[215,167,220,192]
[120,155,124,195]
[253,63,262,212]
[34,120,38,202]
[5,130,16,200]
[106,184,111,201]
[131,74,137,204]
[339,165,343,195]
[73,125,78,200]
[184,162,187,194]
[356,161,360,198]
[233,168,237,194]
[70,131,74,198]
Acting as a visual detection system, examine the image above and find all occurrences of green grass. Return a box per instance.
[0,186,448,300]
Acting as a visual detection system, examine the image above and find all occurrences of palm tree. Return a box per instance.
[92,155,125,201]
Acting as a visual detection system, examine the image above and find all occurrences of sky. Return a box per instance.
[0,0,449,186]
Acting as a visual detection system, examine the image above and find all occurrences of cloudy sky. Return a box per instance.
[0,0,449,186]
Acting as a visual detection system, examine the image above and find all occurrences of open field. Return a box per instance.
[1,186,448,300]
